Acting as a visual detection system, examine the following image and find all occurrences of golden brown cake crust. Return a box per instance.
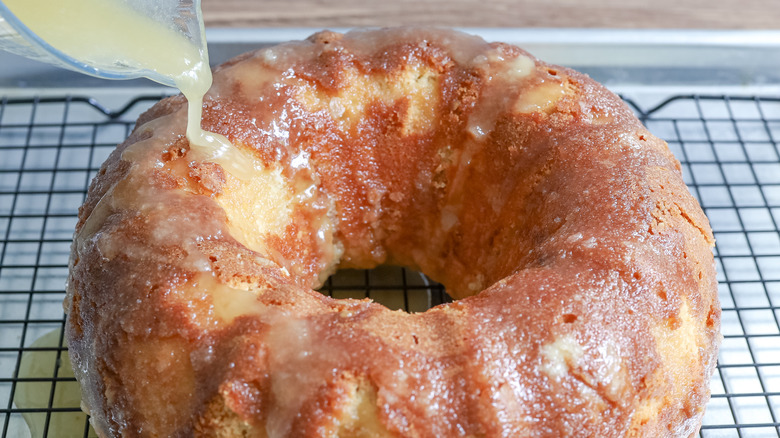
[66,28,719,437]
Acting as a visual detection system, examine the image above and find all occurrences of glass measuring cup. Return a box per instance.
[0,0,208,88]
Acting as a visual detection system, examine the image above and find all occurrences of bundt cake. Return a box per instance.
[65,28,720,437]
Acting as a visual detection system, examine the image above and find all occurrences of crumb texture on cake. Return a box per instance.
[65,28,719,437]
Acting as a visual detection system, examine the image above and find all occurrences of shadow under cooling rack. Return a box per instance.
[1,93,780,437]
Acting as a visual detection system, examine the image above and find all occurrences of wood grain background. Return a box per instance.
[201,0,777,29]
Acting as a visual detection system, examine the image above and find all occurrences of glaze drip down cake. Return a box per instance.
[65,28,720,437]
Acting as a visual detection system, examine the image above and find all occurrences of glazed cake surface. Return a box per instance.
[66,28,720,437]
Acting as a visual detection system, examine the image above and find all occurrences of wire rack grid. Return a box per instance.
[0,92,778,437]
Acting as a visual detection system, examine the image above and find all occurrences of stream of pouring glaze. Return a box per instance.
[2,0,247,175]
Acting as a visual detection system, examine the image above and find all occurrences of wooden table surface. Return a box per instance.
[202,0,776,29]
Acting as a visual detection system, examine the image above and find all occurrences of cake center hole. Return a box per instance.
[317,265,453,313]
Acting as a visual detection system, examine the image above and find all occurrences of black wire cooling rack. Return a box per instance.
[0,93,779,437]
